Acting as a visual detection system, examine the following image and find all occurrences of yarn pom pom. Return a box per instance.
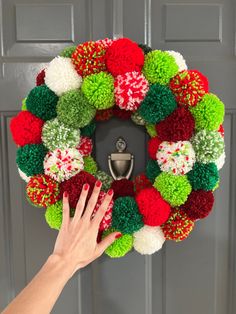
[169,70,209,107]
[145,123,157,137]
[44,148,84,182]
[161,209,194,242]
[21,98,27,111]
[166,50,188,72]
[57,90,96,128]
[105,38,144,76]
[146,159,161,183]
[133,225,165,255]
[138,83,177,124]
[190,93,225,131]
[26,85,58,121]
[95,108,113,121]
[26,174,60,207]
[154,172,192,207]
[218,124,224,137]
[77,136,93,156]
[187,162,219,191]
[114,72,149,111]
[180,190,214,220]
[155,107,195,142]
[45,200,75,230]
[113,107,132,120]
[148,136,161,159]
[36,69,45,86]
[91,191,113,231]
[83,156,97,175]
[131,112,146,125]
[82,72,115,109]
[112,196,144,234]
[10,111,44,146]
[156,141,195,175]
[95,170,113,191]
[136,187,171,226]
[191,130,224,163]
[215,151,226,170]
[80,121,96,137]
[133,173,152,194]
[138,43,152,55]
[111,179,135,200]
[42,118,80,151]
[102,228,133,258]
[44,56,82,96]
[16,144,48,177]
[96,38,113,48]
[59,45,76,58]
[18,168,31,182]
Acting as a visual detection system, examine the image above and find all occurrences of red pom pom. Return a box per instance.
[111,178,135,200]
[133,173,152,194]
[10,111,44,146]
[96,38,113,49]
[36,69,45,86]
[148,136,162,159]
[169,70,209,107]
[60,171,97,208]
[180,190,214,220]
[95,108,113,121]
[218,124,224,138]
[136,187,171,226]
[91,191,113,231]
[113,107,132,120]
[105,38,144,77]
[77,136,93,156]
[155,107,195,142]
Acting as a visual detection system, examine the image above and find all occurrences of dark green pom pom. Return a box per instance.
[59,46,76,58]
[80,121,96,137]
[138,43,152,55]
[146,159,161,183]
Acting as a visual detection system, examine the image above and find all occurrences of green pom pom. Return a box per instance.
[95,170,113,191]
[82,72,115,109]
[42,118,80,151]
[138,43,152,55]
[26,85,58,121]
[80,121,96,137]
[145,123,157,137]
[83,156,98,175]
[45,200,75,230]
[146,159,161,183]
[187,162,219,191]
[142,50,178,85]
[16,144,48,176]
[112,197,144,234]
[191,130,224,163]
[190,93,225,131]
[131,112,146,126]
[154,172,192,207]
[59,45,76,58]
[213,178,220,191]
[102,228,133,258]
[138,84,177,124]
[57,90,96,128]
[21,98,27,111]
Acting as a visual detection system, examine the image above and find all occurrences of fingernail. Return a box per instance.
[84,183,89,191]
[115,233,122,239]
[96,180,102,187]
[108,189,113,196]
[64,191,68,197]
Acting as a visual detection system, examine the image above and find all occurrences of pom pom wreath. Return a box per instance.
[105,38,144,77]
[190,93,225,131]
[146,159,161,183]
[83,156,97,175]
[187,162,219,191]
[16,144,48,177]
[59,45,76,58]
[114,72,149,111]
[131,112,146,125]
[72,41,106,77]
[133,173,152,194]
[218,124,224,137]
[142,50,178,85]
[113,107,132,120]
[180,190,214,220]
[44,56,82,96]
[18,168,30,182]
[80,121,96,137]
[96,38,113,49]
[156,141,195,175]
[111,179,135,200]
[138,83,177,124]
[91,191,113,231]
[44,148,84,182]
[77,136,93,156]
[42,118,80,151]
[155,107,195,142]
[10,111,44,146]
[36,69,45,86]
[133,225,165,255]
[45,200,75,230]
[21,98,27,111]
[166,50,188,72]
[95,170,113,191]
[95,108,113,121]
[60,171,97,208]
[145,123,157,137]
[138,43,152,55]
[136,187,170,226]
[26,174,60,207]
[154,172,192,207]
[148,136,161,160]
[112,196,144,234]
[191,130,224,163]
[215,151,226,170]
[57,90,96,128]
[169,70,209,107]
[81,72,115,109]
[26,85,58,121]
[161,209,194,242]
[102,228,133,258]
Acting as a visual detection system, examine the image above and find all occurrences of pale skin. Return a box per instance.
[2,181,121,314]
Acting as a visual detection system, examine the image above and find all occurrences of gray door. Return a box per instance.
[0,0,236,313]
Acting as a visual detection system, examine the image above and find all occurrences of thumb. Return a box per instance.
[96,232,122,255]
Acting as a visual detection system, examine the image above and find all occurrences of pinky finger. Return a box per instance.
[62,191,70,227]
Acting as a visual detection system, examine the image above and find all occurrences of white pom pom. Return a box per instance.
[45,56,82,96]
[18,168,30,183]
[166,50,188,72]
[133,225,165,255]
[215,151,226,170]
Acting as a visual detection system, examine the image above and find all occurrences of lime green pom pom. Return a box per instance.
[45,200,75,230]
[190,93,225,131]
[146,124,157,137]
[83,156,98,175]
[142,50,178,85]
[154,172,192,207]
[95,170,113,191]
[57,90,96,128]
[82,72,115,109]
[59,46,76,58]
[21,98,27,111]
[80,121,96,137]
[102,228,133,258]
[213,178,220,191]
[146,159,161,183]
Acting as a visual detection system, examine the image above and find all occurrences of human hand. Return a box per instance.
[52,181,121,276]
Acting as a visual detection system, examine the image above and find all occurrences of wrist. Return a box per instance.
[45,254,79,279]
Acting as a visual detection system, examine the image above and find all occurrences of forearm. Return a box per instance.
[2,254,76,314]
